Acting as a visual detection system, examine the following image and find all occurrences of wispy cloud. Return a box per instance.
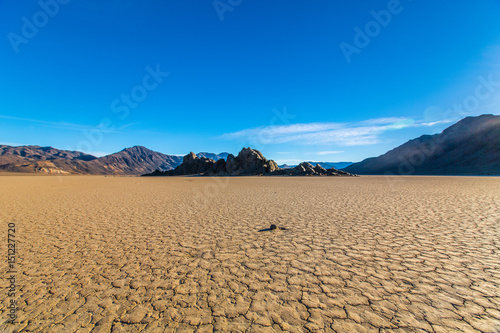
[316,151,344,155]
[275,159,303,164]
[0,115,90,131]
[419,119,455,127]
[90,151,112,157]
[357,117,409,125]
[0,114,140,134]
[219,117,432,146]
[0,114,127,133]
[0,141,26,147]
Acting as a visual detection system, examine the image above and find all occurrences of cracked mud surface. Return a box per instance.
[1,175,499,332]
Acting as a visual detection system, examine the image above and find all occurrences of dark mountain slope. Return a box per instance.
[343,114,500,175]
[0,145,182,175]
[88,146,182,175]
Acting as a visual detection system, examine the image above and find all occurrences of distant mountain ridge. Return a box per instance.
[196,152,229,161]
[2,114,498,176]
[0,145,100,174]
[0,145,231,175]
[343,114,500,175]
[0,145,97,161]
[279,162,353,170]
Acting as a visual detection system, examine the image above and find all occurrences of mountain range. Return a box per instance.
[343,114,500,175]
[0,145,183,175]
[1,114,498,176]
[0,144,353,176]
[196,152,230,161]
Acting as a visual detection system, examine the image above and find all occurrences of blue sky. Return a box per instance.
[1,0,499,164]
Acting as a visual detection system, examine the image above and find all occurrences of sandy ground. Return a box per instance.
[0,175,499,333]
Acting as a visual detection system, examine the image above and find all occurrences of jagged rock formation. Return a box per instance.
[270,162,354,176]
[228,147,279,175]
[209,159,227,175]
[173,152,216,175]
[279,161,353,169]
[149,147,279,176]
[144,149,355,177]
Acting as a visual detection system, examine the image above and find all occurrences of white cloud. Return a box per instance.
[274,159,303,164]
[0,141,26,146]
[316,151,344,155]
[219,117,420,146]
[0,114,134,134]
[419,119,455,127]
[357,117,409,125]
[86,151,111,157]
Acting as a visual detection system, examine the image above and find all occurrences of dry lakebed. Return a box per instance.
[0,175,499,332]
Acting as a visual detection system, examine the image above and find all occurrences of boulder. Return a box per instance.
[268,161,356,177]
[300,162,315,173]
[326,168,352,176]
[235,147,268,174]
[225,154,239,174]
[291,162,316,175]
[314,164,327,174]
[175,152,215,175]
[207,159,227,175]
[183,152,197,164]
[267,160,279,173]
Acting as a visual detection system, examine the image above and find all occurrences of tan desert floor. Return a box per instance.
[0,176,499,333]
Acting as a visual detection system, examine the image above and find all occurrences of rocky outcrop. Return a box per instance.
[225,154,239,174]
[230,147,278,175]
[314,164,327,174]
[270,162,355,176]
[278,162,354,169]
[172,152,216,175]
[207,159,227,175]
[144,148,356,177]
[152,147,280,176]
